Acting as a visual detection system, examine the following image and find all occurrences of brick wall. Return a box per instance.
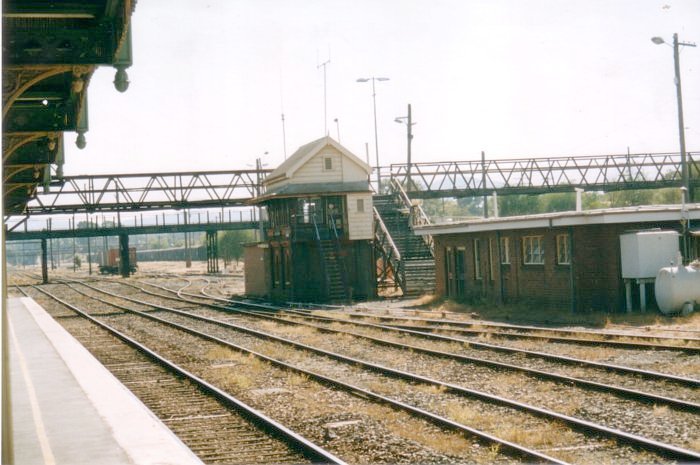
[433,220,684,312]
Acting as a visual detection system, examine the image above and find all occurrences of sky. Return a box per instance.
[63,0,700,176]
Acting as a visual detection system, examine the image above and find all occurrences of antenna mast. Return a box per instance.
[317,48,331,135]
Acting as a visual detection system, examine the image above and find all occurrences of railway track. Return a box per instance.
[132,278,700,389]
[24,283,566,465]
[14,285,343,465]
[41,278,700,464]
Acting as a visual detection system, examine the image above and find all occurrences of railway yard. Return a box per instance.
[7,265,700,465]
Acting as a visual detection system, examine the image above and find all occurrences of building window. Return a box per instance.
[500,237,510,264]
[324,157,333,170]
[473,239,482,279]
[522,235,545,265]
[357,198,365,213]
[556,234,571,265]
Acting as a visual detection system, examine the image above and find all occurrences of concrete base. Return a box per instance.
[7,297,203,465]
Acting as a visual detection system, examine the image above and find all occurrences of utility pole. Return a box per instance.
[672,33,692,201]
[652,33,696,202]
[407,104,413,190]
[482,151,488,218]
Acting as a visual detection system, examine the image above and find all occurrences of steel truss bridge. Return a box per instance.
[5,151,698,229]
[17,169,272,216]
[391,151,699,198]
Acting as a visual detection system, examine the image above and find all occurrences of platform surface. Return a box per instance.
[6,297,203,465]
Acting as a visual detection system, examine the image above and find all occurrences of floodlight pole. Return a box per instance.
[357,76,389,193]
[672,33,691,202]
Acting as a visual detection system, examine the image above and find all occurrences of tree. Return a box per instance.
[218,229,254,267]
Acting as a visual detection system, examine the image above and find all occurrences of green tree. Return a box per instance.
[218,229,254,266]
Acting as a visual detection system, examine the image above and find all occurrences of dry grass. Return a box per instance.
[652,404,669,417]
[444,401,496,430]
[360,404,475,456]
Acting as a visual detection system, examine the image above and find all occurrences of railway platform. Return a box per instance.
[5,296,203,465]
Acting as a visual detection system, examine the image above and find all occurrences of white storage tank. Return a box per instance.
[655,253,700,315]
[620,230,679,279]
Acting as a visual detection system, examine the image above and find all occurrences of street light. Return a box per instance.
[651,33,696,202]
[394,103,416,191]
[357,76,390,192]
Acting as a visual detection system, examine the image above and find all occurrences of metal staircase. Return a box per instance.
[312,213,350,303]
[373,179,435,297]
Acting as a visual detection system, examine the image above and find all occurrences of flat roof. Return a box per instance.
[414,203,700,236]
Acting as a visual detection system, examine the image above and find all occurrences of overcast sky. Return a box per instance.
[64,0,700,176]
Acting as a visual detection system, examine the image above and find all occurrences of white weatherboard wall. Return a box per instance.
[291,147,367,185]
[620,231,679,279]
[347,193,373,240]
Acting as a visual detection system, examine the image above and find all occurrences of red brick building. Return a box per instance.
[414,205,700,312]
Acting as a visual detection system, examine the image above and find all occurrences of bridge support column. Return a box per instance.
[41,238,48,284]
[119,234,130,278]
[206,231,219,274]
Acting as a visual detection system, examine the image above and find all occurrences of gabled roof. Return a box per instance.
[264,136,371,185]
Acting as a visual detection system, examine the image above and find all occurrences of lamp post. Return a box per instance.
[357,76,390,192]
[394,103,416,191]
[334,117,340,142]
[651,33,696,202]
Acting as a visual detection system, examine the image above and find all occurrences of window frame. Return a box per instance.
[356,198,365,213]
[522,235,545,265]
[324,157,333,171]
[500,236,511,265]
[556,234,571,265]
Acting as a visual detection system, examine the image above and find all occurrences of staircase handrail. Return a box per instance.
[389,178,435,257]
[373,206,405,293]
[328,211,351,302]
[311,213,330,298]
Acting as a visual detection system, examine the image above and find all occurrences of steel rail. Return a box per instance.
[327,310,700,345]
[57,281,700,463]
[279,308,700,388]
[290,309,700,352]
[384,323,700,353]
[46,282,569,465]
[128,278,700,388]
[26,285,346,465]
[117,281,699,411]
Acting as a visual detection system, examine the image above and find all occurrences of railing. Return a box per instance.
[373,207,405,293]
[19,168,272,216]
[311,213,330,299]
[390,151,700,198]
[389,178,435,258]
[329,212,350,302]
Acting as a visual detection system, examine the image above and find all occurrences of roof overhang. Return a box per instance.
[415,204,700,236]
[251,181,372,204]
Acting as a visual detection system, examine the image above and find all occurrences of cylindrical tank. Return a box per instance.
[655,258,700,315]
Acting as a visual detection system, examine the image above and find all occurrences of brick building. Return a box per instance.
[414,204,700,312]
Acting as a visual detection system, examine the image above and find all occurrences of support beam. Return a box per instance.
[118,233,130,278]
[206,231,219,274]
[41,238,48,284]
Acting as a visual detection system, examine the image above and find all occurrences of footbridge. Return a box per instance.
[390,151,699,198]
[7,151,697,226]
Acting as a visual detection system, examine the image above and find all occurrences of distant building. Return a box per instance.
[245,136,376,302]
[415,204,700,312]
